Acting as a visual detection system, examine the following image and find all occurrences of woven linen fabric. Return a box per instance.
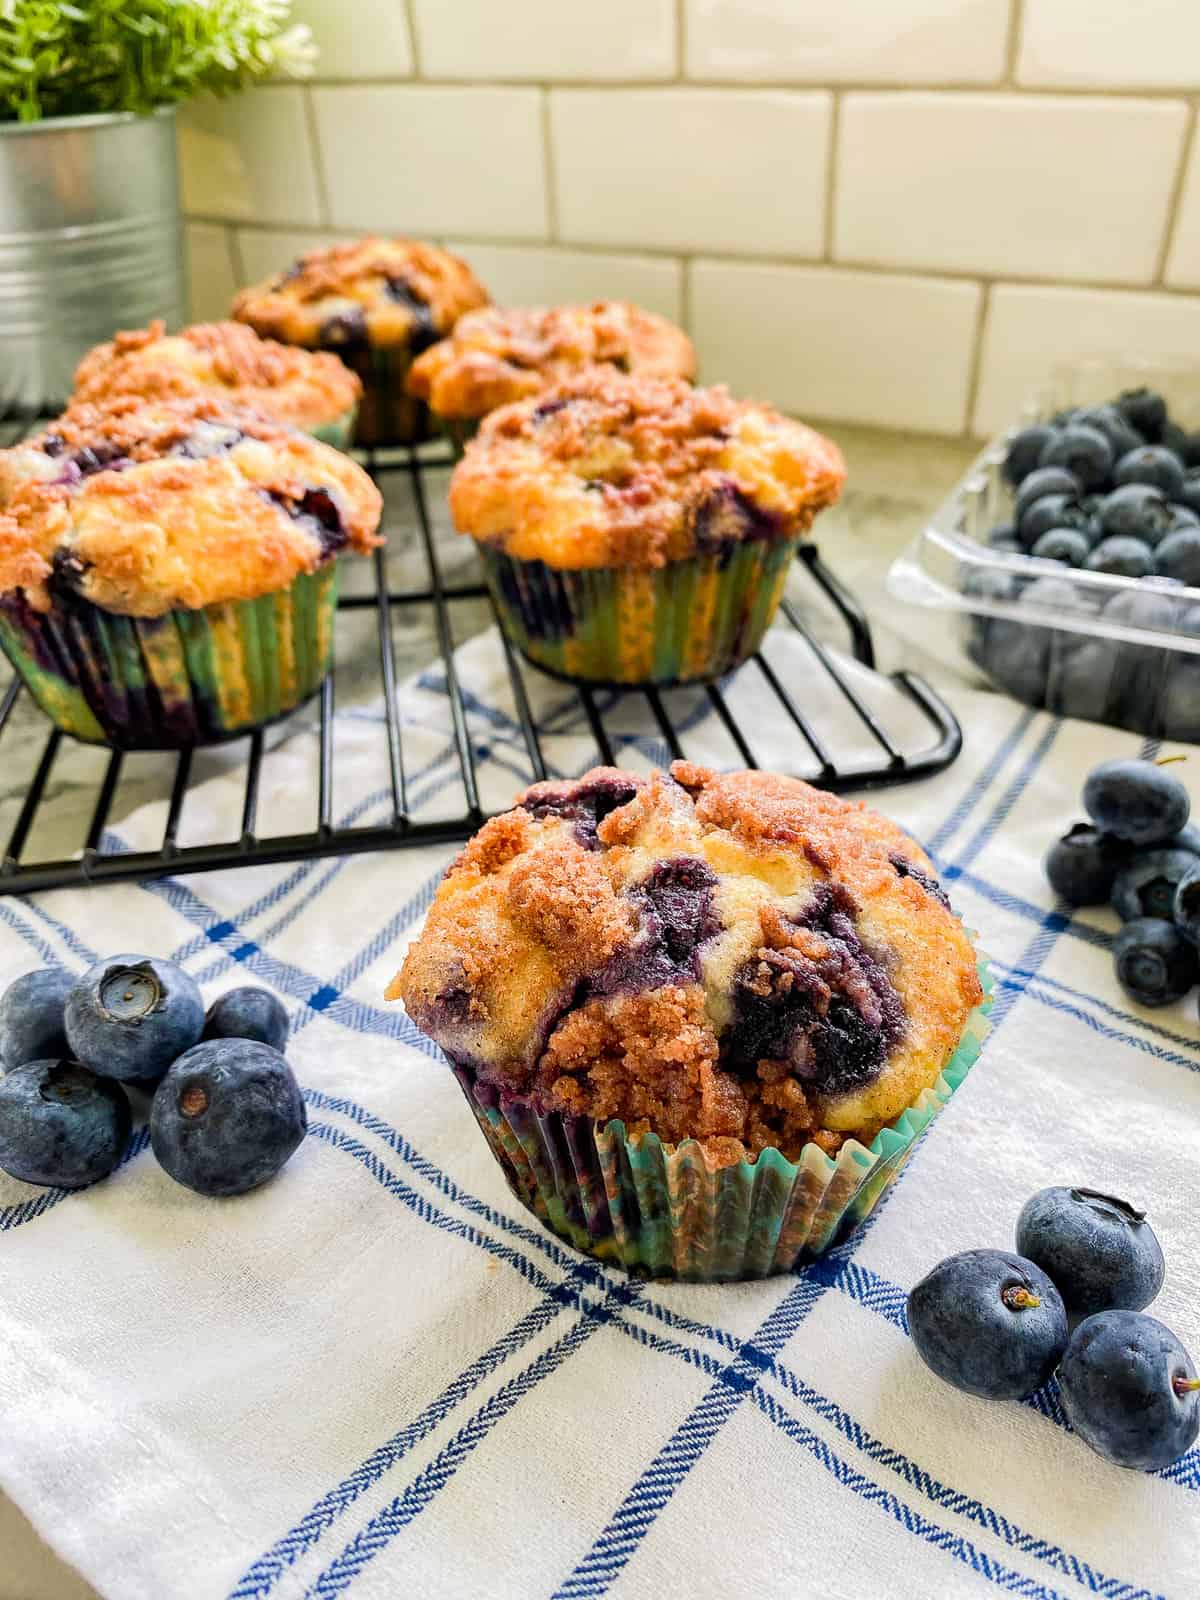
[0,624,1197,1600]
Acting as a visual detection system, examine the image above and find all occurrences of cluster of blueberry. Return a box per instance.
[1045,757,1200,1008]
[0,957,306,1198]
[967,388,1200,736]
[908,1187,1197,1472]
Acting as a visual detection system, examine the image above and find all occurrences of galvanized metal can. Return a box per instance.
[0,106,184,414]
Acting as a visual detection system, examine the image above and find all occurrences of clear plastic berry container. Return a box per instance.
[889,360,1200,739]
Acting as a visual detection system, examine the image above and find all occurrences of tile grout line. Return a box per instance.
[540,88,560,243]
[1154,96,1198,286]
[301,86,333,230]
[401,0,422,77]
[1003,0,1025,86]
[675,0,685,81]
[822,91,841,262]
[295,74,1200,100]
[963,279,994,436]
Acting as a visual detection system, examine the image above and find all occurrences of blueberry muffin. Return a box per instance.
[388,763,989,1278]
[0,394,382,748]
[73,321,362,448]
[407,301,696,453]
[449,369,845,684]
[231,237,490,447]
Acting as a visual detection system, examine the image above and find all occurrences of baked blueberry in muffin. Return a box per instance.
[406,301,696,450]
[449,370,845,684]
[390,763,983,1162]
[231,237,490,446]
[72,321,363,447]
[0,394,381,747]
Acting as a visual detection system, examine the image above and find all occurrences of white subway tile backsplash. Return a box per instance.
[311,87,547,239]
[178,89,322,226]
[836,93,1187,286]
[551,90,829,257]
[444,243,684,322]
[291,0,412,80]
[690,261,980,433]
[685,0,1009,85]
[412,0,674,81]
[974,284,1200,434]
[1018,0,1200,89]
[184,225,238,323]
[235,230,345,290]
[1166,131,1200,290]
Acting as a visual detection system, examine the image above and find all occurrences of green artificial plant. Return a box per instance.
[0,0,315,123]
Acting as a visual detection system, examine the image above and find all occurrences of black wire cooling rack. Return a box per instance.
[0,423,961,897]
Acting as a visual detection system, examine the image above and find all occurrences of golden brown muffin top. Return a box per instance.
[448,370,846,569]
[0,395,382,617]
[72,321,362,433]
[231,237,490,353]
[388,762,983,1167]
[407,301,697,421]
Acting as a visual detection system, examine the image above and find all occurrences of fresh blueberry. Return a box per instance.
[1058,1311,1200,1471]
[0,968,72,1069]
[1111,849,1200,921]
[985,522,1018,548]
[1085,537,1155,578]
[1097,588,1185,735]
[1044,824,1130,906]
[1114,446,1186,499]
[1112,917,1197,1005]
[1073,405,1144,463]
[1116,387,1168,442]
[1017,493,1091,550]
[202,987,289,1053]
[983,576,1084,705]
[1155,527,1200,586]
[1031,528,1090,566]
[1096,483,1173,545]
[1176,469,1200,518]
[150,1039,306,1197]
[1084,757,1190,843]
[1039,425,1113,490]
[1003,425,1056,487]
[1014,466,1083,522]
[1045,637,1122,724]
[1172,867,1200,948]
[963,568,1019,672]
[1051,406,1083,427]
[1177,433,1200,469]
[65,955,204,1083]
[989,535,1022,554]
[907,1249,1067,1401]
[0,1059,131,1189]
[1161,420,1190,459]
[1016,1186,1165,1317]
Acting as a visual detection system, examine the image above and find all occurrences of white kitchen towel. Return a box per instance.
[0,624,1197,1600]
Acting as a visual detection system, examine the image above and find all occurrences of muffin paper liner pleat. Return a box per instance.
[452,954,992,1282]
[475,537,799,686]
[0,565,339,749]
[308,404,359,450]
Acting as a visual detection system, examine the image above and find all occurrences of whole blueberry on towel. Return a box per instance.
[150,1039,306,1196]
[65,955,204,1083]
[1112,918,1197,1006]
[1084,758,1190,845]
[1016,1187,1165,1317]
[907,1249,1067,1400]
[202,987,289,1053]
[1114,445,1186,499]
[0,967,72,1068]
[1058,1312,1200,1471]
[1039,424,1113,490]
[1043,824,1129,907]
[1111,848,1200,921]
[1171,867,1200,948]
[1003,424,1056,486]
[0,1059,130,1189]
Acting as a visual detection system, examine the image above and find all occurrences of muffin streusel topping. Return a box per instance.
[389,763,982,1165]
[448,370,845,569]
[73,321,361,432]
[231,237,489,352]
[407,301,696,420]
[0,395,382,616]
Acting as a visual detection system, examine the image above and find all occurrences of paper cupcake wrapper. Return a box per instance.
[453,957,992,1281]
[0,564,339,749]
[476,536,800,686]
[335,346,433,449]
[308,404,359,450]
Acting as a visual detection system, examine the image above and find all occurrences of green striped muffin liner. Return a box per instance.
[453,955,992,1282]
[0,564,339,750]
[308,403,359,450]
[477,535,801,686]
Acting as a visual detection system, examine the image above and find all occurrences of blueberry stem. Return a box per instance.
[1172,1376,1200,1397]
[1002,1285,1041,1311]
[1156,755,1188,766]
